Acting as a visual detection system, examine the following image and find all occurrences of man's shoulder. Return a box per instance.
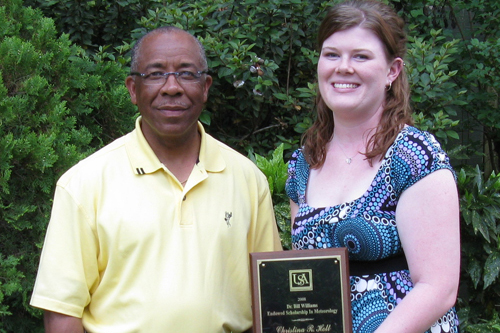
[58,133,131,185]
[209,135,259,168]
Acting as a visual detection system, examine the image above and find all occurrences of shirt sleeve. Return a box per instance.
[247,172,283,253]
[30,183,100,318]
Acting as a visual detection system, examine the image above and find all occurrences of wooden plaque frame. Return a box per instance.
[250,248,352,333]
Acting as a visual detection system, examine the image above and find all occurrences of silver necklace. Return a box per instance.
[336,141,359,165]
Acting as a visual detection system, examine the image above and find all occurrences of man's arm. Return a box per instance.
[44,311,84,333]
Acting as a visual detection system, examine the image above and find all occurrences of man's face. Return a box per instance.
[126,31,212,146]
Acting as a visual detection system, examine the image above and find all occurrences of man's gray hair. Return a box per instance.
[130,26,208,73]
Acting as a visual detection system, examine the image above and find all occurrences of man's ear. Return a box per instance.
[125,76,138,105]
[202,75,213,103]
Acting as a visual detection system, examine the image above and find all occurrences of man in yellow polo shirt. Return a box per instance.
[30,26,282,333]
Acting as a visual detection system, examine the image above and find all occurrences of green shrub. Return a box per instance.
[23,0,156,54]
[406,29,464,146]
[393,2,500,329]
[457,166,500,329]
[396,0,500,173]
[459,312,500,333]
[0,0,135,330]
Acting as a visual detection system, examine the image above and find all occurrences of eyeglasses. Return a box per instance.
[129,71,208,86]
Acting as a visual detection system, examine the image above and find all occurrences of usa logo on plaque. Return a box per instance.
[289,269,313,292]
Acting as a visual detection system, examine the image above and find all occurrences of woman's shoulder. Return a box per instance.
[392,125,450,159]
[288,147,308,168]
[286,148,310,203]
[388,126,454,191]
[289,147,303,163]
[395,126,446,152]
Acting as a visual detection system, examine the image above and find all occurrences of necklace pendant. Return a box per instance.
[346,158,352,164]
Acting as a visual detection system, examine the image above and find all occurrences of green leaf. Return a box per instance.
[484,251,500,289]
[217,67,233,77]
[468,259,482,289]
[446,130,459,139]
[273,92,289,101]
[199,110,211,125]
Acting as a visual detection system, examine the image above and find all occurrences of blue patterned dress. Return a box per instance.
[285,126,459,333]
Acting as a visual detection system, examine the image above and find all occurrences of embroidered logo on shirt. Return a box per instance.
[224,212,233,227]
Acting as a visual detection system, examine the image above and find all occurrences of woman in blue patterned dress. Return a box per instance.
[285,1,460,332]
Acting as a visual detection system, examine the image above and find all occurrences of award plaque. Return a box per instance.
[250,248,352,333]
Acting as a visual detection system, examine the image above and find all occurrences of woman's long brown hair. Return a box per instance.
[302,0,413,168]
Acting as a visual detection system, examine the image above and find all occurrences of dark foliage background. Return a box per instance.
[1,0,499,331]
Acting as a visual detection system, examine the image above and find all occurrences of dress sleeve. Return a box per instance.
[285,149,302,204]
[390,129,455,195]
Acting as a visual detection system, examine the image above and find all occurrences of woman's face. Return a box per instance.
[317,26,402,122]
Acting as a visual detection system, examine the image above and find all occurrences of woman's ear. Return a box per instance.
[387,57,404,84]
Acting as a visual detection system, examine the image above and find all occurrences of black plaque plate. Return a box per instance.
[250,248,352,333]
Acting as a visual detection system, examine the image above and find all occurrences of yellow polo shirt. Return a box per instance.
[31,117,282,333]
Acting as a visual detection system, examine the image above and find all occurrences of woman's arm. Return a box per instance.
[44,311,84,333]
[375,169,460,333]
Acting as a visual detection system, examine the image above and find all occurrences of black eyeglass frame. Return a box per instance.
[129,71,208,85]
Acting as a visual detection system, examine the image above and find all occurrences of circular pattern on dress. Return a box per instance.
[285,127,459,333]
[333,216,383,260]
[351,290,388,332]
